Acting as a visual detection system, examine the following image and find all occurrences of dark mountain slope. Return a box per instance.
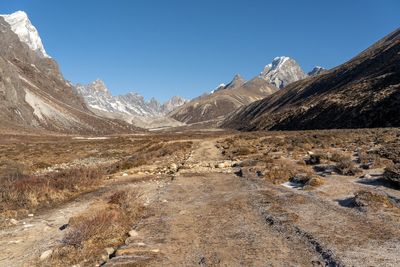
[222,28,400,131]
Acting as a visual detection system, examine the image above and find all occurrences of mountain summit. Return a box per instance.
[260,56,307,88]
[0,11,49,58]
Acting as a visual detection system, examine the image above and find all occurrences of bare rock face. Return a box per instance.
[260,57,307,88]
[0,13,137,134]
[223,28,400,131]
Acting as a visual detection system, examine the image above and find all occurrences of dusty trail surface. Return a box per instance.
[1,135,399,266]
[105,140,323,266]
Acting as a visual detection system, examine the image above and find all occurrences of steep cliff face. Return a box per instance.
[222,28,400,131]
[0,14,137,134]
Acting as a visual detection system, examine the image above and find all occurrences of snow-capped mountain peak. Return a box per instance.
[308,66,327,76]
[0,11,50,58]
[75,80,188,118]
[260,56,307,88]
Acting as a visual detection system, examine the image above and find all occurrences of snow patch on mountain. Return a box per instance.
[308,66,327,76]
[75,80,187,118]
[0,11,49,58]
[260,56,307,88]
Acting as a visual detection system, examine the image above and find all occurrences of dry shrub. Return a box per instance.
[356,151,387,169]
[330,152,359,175]
[305,177,324,187]
[108,141,192,173]
[52,189,144,266]
[383,164,400,186]
[264,164,297,184]
[0,165,104,213]
[62,209,129,248]
[232,147,253,156]
[375,144,400,164]
[353,190,397,211]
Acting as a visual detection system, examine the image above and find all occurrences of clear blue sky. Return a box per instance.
[1,0,399,101]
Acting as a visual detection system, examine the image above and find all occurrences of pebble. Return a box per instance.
[216,163,225,168]
[40,249,53,261]
[129,230,139,237]
[122,173,128,176]
[10,219,18,225]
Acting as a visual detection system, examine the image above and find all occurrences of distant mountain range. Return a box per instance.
[222,28,400,130]
[75,79,187,118]
[170,57,325,124]
[0,10,397,134]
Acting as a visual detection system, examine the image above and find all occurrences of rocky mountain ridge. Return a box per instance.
[75,80,188,118]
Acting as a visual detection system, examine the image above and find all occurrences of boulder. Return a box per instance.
[289,173,311,184]
[305,154,321,165]
[383,164,400,186]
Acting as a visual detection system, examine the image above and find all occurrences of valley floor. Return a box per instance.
[0,129,399,266]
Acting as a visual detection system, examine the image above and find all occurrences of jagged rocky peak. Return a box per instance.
[308,66,327,76]
[260,56,307,88]
[216,74,246,92]
[0,11,49,58]
[226,74,246,89]
[163,96,188,113]
[148,97,162,110]
[89,79,111,96]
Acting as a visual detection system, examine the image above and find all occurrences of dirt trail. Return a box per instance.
[105,140,324,266]
[2,138,398,266]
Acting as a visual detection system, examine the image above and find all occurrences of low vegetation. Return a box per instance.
[0,134,194,228]
[50,189,145,266]
[353,190,398,211]
[0,164,104,223]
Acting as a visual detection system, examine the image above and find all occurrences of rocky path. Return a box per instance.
[2,139,399,266]
[105,140,325,266]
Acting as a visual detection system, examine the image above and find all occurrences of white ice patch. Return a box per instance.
[281,182,303,189]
